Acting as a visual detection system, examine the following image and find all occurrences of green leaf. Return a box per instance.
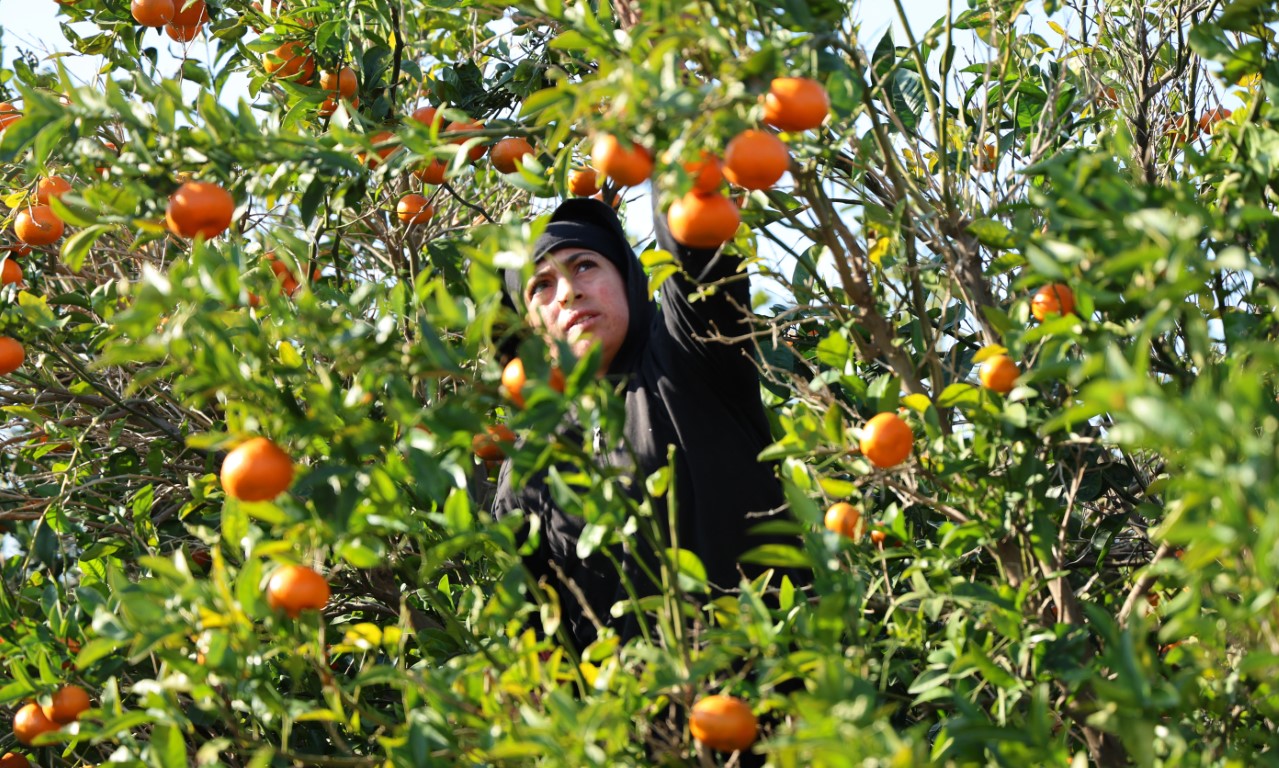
[60,224,112,273]
[49,195,97,228]
[665,547,709,593]
[818,477,857,497]
[150,723,187,768]
[443,487,473,532]
[550,30,593,51]
[968,218,1015,250]
[1219,0,1271,32]
[889,69,927,134]
[338,538,383,569]
[739,544,812,569]
[938,382,979,408]
[74,637,123,671]
[519,86,571,118]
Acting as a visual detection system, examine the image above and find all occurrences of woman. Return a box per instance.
[494,197,793,650]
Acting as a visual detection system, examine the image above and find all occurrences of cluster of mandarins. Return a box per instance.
[2,438,326,753]
[0,105,77,381]
[378,106,540,230]
[1164,107,1233,145]
[219,437,331,617]
[820,283,1078,548]
[586,76,830,250]
[7,683,92,752]
[469,357,566,462]
[129,0,212,42]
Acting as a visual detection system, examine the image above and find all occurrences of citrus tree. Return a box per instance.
[1,0,1278,765]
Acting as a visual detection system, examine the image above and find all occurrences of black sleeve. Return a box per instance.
[651,204,760,384]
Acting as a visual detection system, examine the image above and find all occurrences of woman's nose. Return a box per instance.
[555,277,577,305]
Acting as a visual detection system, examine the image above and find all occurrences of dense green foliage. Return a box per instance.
[1,0,1278,765]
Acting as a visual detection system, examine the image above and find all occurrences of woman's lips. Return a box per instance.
[564,312,598,336]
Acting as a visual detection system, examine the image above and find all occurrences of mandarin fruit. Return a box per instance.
[685,152,724,194]
[502,357,527,407]
[490,137,534,173]
[266,564,330,618]
[502,358,562,408]
[723,130,790,190]
[42,685,90,724]
[1165,114,1198,143]
[763,76,829,132]
[219,437,294,501]
[1030,284,1075,322]
[667,191,740,249]
[14,206,64,246]
[165,23,202,42]
[0,104,21,132]
[264,251,292,278]
[131,0,175,26]
[166,181,235,239]
[319,93,358,117]
[445,120,487,162]
[1199,107,1231,133]
[171,0,208,25]
[12,703,57,746]
[859,412,913,469]
[36,177,72,205]
[361,130,397,167]
[2,260,23,287]
[396,194,434,225]
[0,753,31,768]
[568,167,600,197]
[975,144,997,172]
[472,424,516,461]
[979,354,1020,394]
[264,41,315,84]
[689,695,757,753]
[591,134,653,187]
[414,160,447,185]
[823,502,862,539]
[319,67,357,99]
[0,337,24,376]
[410,105,441,129]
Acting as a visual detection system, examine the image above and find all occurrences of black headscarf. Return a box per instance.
[502,198,657,375]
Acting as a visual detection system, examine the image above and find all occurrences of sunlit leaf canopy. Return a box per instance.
[0,0,1277,765]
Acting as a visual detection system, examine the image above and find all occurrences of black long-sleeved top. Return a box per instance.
[493,203,789,650]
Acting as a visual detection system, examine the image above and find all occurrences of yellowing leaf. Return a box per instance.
[296,710,343,722]
[1048,21,1067,36]
[868,236,892,267]
[344,623,383,649]
[901,393,932,413]
[4,190,27,208]
[134,219,168,234]
[277,341,303,368]
[972,344,1008,363]
[196,609,235,628]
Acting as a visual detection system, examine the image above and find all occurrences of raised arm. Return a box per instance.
[651,206,760,381]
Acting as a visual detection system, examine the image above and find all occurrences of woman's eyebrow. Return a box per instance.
[529,252,590,283]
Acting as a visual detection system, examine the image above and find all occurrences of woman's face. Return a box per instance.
[524,247,629,372]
